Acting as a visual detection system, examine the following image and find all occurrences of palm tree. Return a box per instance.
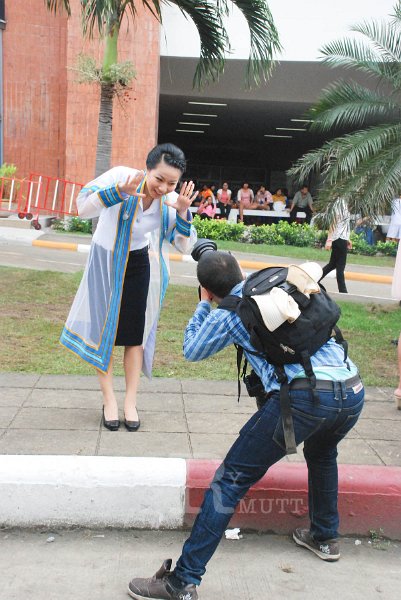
[46,1,281,179]
[288,2,401,222]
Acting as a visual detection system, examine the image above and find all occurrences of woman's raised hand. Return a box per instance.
[164,181,199,215]
[118,171,147,197]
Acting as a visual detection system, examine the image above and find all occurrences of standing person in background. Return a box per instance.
[320,199,352,293]
[238,182,255,222]
[392,240,401,409]
[290,185,315,224]
[60,143,197,432]
[216,182,232,219]
[387,194,401,242]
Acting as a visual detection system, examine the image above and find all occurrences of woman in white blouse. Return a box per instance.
[60,144,197,431]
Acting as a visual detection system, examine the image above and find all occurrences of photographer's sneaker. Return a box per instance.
[293,528,340,561]
[128,559,198,600]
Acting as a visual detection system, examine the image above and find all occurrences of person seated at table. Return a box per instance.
[197,196,216,220]
[238,182,256,222]
[216,182,232,219]
[290,185,315,224]
[272,188,287,212]
[255,185,273,210]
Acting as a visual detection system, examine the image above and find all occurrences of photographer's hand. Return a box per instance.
[200,286,214,303]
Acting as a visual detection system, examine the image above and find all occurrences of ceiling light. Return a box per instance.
[264,134,293,139]
[183,113,218,117]
[179,122,211,126]
[176,129,205,133]
[290,119,313,123]
[276,127,307,131]
[188,101,227,106]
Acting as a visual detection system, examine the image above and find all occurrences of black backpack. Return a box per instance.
[218,266,348,454]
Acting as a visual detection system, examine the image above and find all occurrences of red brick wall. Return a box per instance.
[3,1,68,178]
[62,0,161,183]
[2,0,160,184]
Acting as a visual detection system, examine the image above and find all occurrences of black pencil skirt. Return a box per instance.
[115,247,150,347]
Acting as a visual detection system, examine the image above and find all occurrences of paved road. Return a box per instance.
[0,234,396,303]
[0,529,399,600]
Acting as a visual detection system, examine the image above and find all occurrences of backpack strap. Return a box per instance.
[300,349,319,405]
[234,344,248,402]
[217,295,241,312]
[333,325,350,369]
[275,366,297,455]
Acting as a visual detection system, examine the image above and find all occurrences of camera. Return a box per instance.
[191,239,218,301]
[244,370,271,411]
[191,238,218,262]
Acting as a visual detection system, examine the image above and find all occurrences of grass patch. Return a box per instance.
[215,240,396,268]
[0,266,398,387]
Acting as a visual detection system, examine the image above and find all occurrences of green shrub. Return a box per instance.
[52,216,92,234]
[192,215,244,241]
[375,241,398,256]
[275,221,319,247]
[247,224,285,245]
[349,232,377,256]
[0,163,17,178]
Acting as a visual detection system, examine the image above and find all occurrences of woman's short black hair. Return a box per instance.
[146,143,186,173]
[197,251,243,298]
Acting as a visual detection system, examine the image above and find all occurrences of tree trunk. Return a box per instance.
[92,26,119,233]
[92,82,114,232]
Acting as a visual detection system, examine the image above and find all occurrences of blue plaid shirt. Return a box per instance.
[183,282,358,393]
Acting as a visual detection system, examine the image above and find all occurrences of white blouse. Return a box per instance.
[131,198,160,250]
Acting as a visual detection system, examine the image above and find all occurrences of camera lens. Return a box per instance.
[191,238,218,262]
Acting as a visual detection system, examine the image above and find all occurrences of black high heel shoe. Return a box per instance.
[102,407,120,431]
[124,412,141,432]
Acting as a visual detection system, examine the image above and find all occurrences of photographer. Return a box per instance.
[127,250,365,600]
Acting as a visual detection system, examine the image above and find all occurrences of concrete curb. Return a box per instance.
[1,456,400,538]
[30,239,393,285]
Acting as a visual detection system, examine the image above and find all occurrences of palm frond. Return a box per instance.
[44,0,71,15]
[169,0,228,88]
[320,37,401,86]
[230,0,281,87]
[308,81,399,132]
[288,124,401,185]
[351,19,401,63]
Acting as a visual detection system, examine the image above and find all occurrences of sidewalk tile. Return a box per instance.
[337,439,384,464]
[0,429,98,455]
[186,412,246,434]
[368,440,401,466]
[191,433,237,459]
[0,387,31,406]
[183,394,255,414]
[364,387,393,402]
[354,419,401,441]
[359,401,401,420]
[0,406,20,428]
[36,375,100,390]
[138,378,182,393]
[0,373,40,388]
[182,379,239,395]
[27,389,102,409]
[98,431,191,457]
[9,407,101,430]
[137,393,183,412]
[132,411,187,433]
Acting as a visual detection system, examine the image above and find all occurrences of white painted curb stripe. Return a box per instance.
[77,243,90,253]
[0,456,186,528]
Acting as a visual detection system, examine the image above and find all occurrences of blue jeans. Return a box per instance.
[174,381,364,585]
